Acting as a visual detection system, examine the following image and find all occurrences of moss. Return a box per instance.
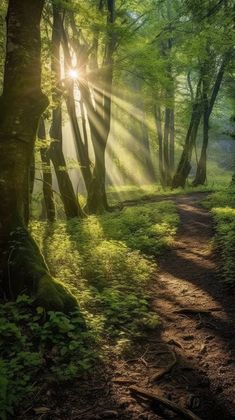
[36,274,77,313]
[4,224,78,313]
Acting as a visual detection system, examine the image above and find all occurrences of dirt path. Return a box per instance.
[149,193,235,419]
[19,193,235,420]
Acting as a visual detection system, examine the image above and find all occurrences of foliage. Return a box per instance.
[203,187,235,286]
[0,200,178,416]
[0,295,95,419]
[31,201,178,338]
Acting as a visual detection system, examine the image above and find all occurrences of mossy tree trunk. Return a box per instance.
[0,0,77,312]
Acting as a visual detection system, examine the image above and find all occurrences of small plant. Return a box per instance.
[0,295,96,419]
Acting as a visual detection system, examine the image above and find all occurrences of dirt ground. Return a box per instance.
[17,193,235,420]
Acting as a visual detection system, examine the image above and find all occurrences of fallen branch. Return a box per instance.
[129,386,202,420]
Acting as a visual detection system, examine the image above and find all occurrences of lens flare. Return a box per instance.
[68,69,79,80]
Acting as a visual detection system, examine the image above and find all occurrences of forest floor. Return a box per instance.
[19,192,235,420]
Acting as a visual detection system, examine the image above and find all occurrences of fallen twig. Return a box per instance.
[129,386,202,420]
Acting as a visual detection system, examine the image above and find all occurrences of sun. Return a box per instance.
[68,68,79,80]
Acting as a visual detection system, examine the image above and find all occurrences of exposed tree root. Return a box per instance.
[129,385,202,420]
[174,307,220,315]
[151,350,177,381]
[2,225,78,313]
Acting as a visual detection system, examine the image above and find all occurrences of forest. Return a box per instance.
[0,0,235,419]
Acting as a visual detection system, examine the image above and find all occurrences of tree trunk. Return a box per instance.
[169,108,175,176]
[65,86,92,191]
[38,118,56,221]
[163,107,172,186]
[50,4,83,219]
[192,54,230,186]
[49,108,83,219]
[154,105,165,187]
[192,82,209,186]
[61,25,92,192]
[141,111,155,183]
[86,137,108,213]
[172,78,203,188]
[0,0,77,312]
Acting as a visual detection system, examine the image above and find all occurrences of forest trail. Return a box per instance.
[101,192,235,420]
[20,193,235,420]
[149,192,235,419]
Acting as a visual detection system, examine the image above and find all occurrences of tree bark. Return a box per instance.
[0,0,77,311]
[141,111,155,183]
[65,84,92,191]
[172,77,203,188]
[169,108,175,176]
[192,81,209,186]
[85,0,115,213]
[154,105,165,187]
[38,118,56,221]
[163,107,172,186]
[193,54,230,186]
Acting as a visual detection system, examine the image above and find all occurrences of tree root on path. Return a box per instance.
[129,385,202,420]
[151,350,177,381]
[174,307,220,315]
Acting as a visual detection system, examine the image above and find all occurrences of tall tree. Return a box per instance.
[38,117,56,222]
[193,53,231,186]
[0,0,76,311]
[50,3,83,219]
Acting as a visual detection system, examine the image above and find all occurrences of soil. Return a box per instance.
[17,192,235,420]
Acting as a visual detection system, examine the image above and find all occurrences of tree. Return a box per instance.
[49,3,83,219]
[38,117,56,222]
[0,0,77,311]
[172,0,234,188]
[192,53,231,186]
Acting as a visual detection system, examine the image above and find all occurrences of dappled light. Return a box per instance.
[0,0,235,418]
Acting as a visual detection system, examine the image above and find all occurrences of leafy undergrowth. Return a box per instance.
[0,296,94,419]
[0,201,178,417]
[203,187,235,286]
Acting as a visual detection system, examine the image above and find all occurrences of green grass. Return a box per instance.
[203,186,235,286]
[106,168,231,206]
[0,200,179,417]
